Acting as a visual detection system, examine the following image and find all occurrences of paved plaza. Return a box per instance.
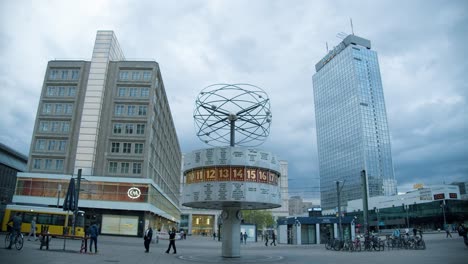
[1,233,467,264]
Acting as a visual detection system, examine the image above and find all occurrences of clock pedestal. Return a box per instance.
[221,207,241,258]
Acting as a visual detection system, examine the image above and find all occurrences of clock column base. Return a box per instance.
[221,207,241,258]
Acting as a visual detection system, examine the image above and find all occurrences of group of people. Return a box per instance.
[143,226,177,254]
[264,231,276,246]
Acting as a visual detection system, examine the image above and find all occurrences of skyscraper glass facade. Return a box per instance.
[313,35,397,212]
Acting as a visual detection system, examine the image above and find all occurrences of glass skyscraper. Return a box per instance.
[312,35,397,212]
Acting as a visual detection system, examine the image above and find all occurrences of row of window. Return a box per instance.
[119,71,152,81]
[39,121,70,133]
[117,87,150,98]
[42,103,73,115]
[110,142,144,154]
[115,104,147,116]
[35,139,68,152]
[49,69,80,80]
[113,123,145,135]
[46,86,77,97]
[33,158,64,170]
[108,161,142,174]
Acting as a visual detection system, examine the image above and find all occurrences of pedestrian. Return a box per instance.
[144,226,153,252]
[264,232,269,246]
[243,232,248,244]
[166,227,177,254]
[412,227,417,236]
[88,223,99,253]
[28,216,38,241]
[213,232,216,240]
[393,228,400,238]
[270,231,276,246]
[446,226,452,238]
[240,232,243,243]
[7,212,22,249]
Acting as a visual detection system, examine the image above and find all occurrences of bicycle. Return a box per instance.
[4,230,24,250]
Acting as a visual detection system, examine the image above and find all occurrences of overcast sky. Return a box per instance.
[1,0,467,202]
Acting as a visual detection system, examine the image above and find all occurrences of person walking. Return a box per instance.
[144,226,153,252]
[264,232,269,246]
[240,232,243,243]
[166,227,177,254]
[7,212,22,249]
[270,231,276,246]
[88,223,99,253]
[243,232,248,244]
[28,216,38,241]
[446,226,452,238]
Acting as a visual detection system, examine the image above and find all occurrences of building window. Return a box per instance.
[133,163,142,174]
[49,70,58,80]
[115,105,125,116]
[58,86,66,96]
[113,124,122,134]
[129,88,138,97]
[127,105,136,116]
[65,104,73,115]
[62,122,70,133]
[109,162,118,173]
[48,140,56,151]
[47,86,56,96]
[58,140,67,152]
[45,159,52,169]
[42,104,52,114]
[136,124,145,135]
[143,71,151,81]
[39,121,49,132]
[71,70,79,80]
[68,87,76,97]
[51,121,59,132]
[111,142,120,153]
[118,87,126,97]
[33,159,41,169]
[119,71,128,80]
[36,139,46,150]
[61,70,69,80]
[55,160,64,170]
[125,124,134,134]
[123,143,131,153]
[141,87,149,97]
[134,143,143,154]
[132,72,141,80]
[121,162,130,173]
[55,104,63,115]
[138,106,147,116]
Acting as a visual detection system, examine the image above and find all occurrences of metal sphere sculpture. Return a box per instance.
[194,84,272,147]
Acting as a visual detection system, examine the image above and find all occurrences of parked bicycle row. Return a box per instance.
[325,234,426,252]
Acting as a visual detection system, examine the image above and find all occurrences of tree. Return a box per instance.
[241,210,275,229]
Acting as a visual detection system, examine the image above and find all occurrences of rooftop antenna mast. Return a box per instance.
[350,18,354,35]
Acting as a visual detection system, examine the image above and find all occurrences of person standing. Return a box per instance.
[7,212,22,249]
[28,216,38,241]
[270,231,276,246]
[240,232,243,243]
[88,223,99,253]
[243,232,248,244]
[166,227,177,254]
[264,232,269,246]
[144,226,153,252]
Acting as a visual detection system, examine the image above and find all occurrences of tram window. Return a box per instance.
[23,213,37,223]
[51,214,66,226]
[37,214,52,225]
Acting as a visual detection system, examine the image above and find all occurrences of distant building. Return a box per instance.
[451,182,468,200]
[288,196,314,216]
[312,34,397,212]
[0,143,27,222]
[12,31,181,236]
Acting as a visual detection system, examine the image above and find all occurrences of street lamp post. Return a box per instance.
[403,204,409,228]
[441,200,447,229]
[374,207,380,234]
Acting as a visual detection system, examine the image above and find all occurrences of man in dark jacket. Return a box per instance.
[165,227,177,254]
[7,212,22,249]
[88,223,99,253]
[144,227,153,253]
